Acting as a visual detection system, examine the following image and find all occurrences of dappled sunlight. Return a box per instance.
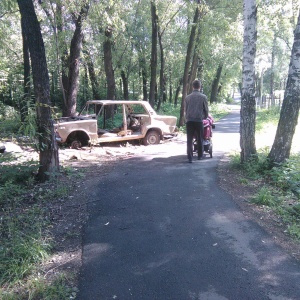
[206,211,300,288]
[132,252,178,275]
[83,243,113,264]
[189,286,228,300]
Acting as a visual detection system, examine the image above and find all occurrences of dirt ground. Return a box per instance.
[2,137,300,296]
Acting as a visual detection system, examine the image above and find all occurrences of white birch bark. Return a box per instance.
[268,11,300,164]
[240,0,257,163]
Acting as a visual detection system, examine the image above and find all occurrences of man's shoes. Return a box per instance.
[188,159,192,163]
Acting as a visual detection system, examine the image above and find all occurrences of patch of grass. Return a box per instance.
[256,106,280,132]
[0,274,78,300]
[209,103,231,120]
[239,178,249,185]
[0,151,83,297]
[286,223,300,240]
[229,150,271,180]
[251,186,276,206]
[230,149,300,241]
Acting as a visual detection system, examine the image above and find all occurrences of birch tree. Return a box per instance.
[240,0,257,163]
[268,11,300,164]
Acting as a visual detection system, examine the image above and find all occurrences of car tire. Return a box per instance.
[71,140,82,149]
[143,130,160,145]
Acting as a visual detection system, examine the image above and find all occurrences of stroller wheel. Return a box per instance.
[209,144,213,158]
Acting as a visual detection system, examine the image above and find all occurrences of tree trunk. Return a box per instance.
[157,28,165,112]
[240,0,257,163]
[83,40,101,99]
[121,70,129,100]
[188,26,202,95]
[270,34,276,107]
[103,27,116,100]
[188,52,199,94]
[179,6,200,126]
[169,68,173,103]
[20,17,30,122]
[64,4,89,117]
[268,11,300,164]
[56,3,69,107]
[17,0,59,182]
[149,1,158,108]
[174,78,183,107]
[141,57,148,101]
[210,63,223,103]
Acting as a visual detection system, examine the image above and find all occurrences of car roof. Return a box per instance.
[86,100,149,105]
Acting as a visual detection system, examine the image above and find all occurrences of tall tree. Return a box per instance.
[210,63,223,103]
[17,0,59,182]
[149,1,158,107]
[64,3,90,116]
[82,40,101,100]
[240,0,257,163]
[103,26,116,100]
[179,4,200,126]
[20,17,30,122]
[268,11,300,164]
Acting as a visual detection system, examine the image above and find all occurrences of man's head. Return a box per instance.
[192,80,201,90]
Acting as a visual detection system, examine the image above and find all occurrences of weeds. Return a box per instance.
[251,186,277,206]
[0,149,81,298]
[230,150,300,241]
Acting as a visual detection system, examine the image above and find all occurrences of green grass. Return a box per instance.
[256,106,280,132]
[0,150,82,298]
[229,150,300,241]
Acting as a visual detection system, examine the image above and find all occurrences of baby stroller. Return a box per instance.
[193,114,215,158]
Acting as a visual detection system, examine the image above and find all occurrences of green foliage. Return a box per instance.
[287,223,300,240]
[0,105,21,136]
[0,234,51,286]
[251,186,276,206]
[230,150,300,241]
[230,150,271,179]
[0,275,77,300]
[0,155,83,296]
[0,162,38,187]
[209,103,231,120]
[26,275,78,300]
[267,160,300,205]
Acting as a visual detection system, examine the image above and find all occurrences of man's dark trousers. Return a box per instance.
[186,121,204,161]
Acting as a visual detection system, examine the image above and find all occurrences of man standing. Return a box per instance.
[184,80,209,163]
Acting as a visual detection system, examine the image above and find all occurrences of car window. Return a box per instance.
[98,104,124,131]
[127,104,148,115]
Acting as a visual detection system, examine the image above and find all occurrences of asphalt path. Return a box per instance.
[78,107,300,300]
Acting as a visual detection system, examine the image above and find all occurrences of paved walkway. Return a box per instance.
[78,107,300,300]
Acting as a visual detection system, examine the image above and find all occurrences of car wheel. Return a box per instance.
[71,140,82,149]
[143,130,160,145]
